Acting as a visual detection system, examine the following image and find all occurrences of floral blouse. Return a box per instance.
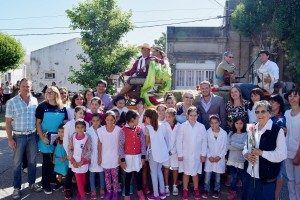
[225,100,250,123]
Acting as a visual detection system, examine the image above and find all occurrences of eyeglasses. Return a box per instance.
[46,91,55,95]
[185,96,194,100]
[255,110,268,114]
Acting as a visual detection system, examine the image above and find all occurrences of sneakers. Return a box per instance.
[143,184,151,195]
[53,183,63,191]
[29,183,43,192]
[91,191,97,200]
[112,192,118,200]
[202,190,208,199]
[172,185,178,196]
[137,190,145,200]
[147,194,160,200]
[212,190,220,199]
[104,191,112,200]
[165,185,170,196]
[159,192,167,199]
[44,187,52,195]
[64,189,72,200]
[194,188,200,200]
[100,189,105,199]
[12,188,21,200]
[227,191,237,200]
[182,189,188,200]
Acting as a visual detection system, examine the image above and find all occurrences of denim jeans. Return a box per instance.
[13,133,38,189]
[204,172,221,191]
[234,83,257,100]
[229,166,245,191]
[89,171,105,191]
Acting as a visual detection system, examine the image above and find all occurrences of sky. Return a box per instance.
[0,0,227,54]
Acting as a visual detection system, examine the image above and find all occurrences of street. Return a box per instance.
[0,130,289,200]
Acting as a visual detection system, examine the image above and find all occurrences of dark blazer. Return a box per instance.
[193,93,226,130]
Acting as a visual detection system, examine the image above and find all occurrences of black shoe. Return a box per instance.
[44,187,52,195]
[53,183,63,191]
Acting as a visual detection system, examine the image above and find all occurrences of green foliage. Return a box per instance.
[154,32,166,52]
[66,0,139,93]
[231,0,300,86]
[0,32,25,72]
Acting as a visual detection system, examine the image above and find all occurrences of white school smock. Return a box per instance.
[163,122,180,168]
[98,125,121,169]
[138,110,145,127]
[204,128,227,173]
[176,121,207,176]
[87,127,103,172]
[71,134,89,173]
[146,124,169,163]
[63,119,89,168]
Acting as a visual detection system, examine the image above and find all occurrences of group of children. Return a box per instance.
[49,94,248,200]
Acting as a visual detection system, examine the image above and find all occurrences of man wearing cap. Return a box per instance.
[215,51,236,87]
[239,50,279,100]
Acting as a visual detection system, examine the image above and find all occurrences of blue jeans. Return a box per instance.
[229,166,245,191]
[246,177,276,200]
[235,83,257,100]
[89,171,105,191]
[13,133,38,189]
[204,172,221,191]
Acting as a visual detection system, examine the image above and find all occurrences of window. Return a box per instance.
[175,62,215,89]
[45,73,55,79]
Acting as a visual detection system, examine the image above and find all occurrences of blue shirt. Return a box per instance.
[5,95,38,131]
[200,95,212,112]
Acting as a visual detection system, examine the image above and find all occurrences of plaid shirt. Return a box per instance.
[5,95,38,131]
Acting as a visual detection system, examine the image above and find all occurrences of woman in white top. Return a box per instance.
[176,106,207,200]
[156,104,167,123]
[284,89,300,200]
[144,108,169,200]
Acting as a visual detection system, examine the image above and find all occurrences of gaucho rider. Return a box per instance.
[116,43,165,97]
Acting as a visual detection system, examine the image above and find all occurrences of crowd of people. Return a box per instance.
[5,76,300,200]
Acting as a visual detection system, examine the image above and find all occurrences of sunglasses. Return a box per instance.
[255,110,268,114]
[228,56,234,58]
[46,91,55,95]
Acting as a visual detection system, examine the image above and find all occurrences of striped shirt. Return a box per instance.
[5,95,38,131]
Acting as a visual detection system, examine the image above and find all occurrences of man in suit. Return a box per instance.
[193,80,226,130]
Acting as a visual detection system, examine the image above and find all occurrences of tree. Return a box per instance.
[0,32,25,72]
[154,32,166,52]
[66,0,139,92]
[231,0,300,86]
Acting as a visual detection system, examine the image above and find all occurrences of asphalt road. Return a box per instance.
[0,130,289,200]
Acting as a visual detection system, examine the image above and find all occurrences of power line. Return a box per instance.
[135,16,226,28]
[10,15,227,36]
[1,17,203,31]
[0,8,223,21]
[212,0,225,8]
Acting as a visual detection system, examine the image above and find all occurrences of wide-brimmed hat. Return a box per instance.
[138,43,151,50]
[151,45,165,55]
[258,50,270,56]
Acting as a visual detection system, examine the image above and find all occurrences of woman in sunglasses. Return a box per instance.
[243,100,287,200]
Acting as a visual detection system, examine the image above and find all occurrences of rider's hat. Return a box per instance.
[258,50,270,56]
[151,45,165,55]
[138,43,152,50]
